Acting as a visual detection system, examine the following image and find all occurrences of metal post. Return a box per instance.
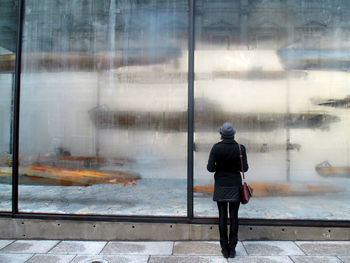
[12,0,25,215]
[187,0,195,220]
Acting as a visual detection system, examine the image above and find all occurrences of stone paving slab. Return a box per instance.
[101,241,173,255]
[0,240,14,250]
[243,241,305,256]
[173,241,221,256]
[71,254,149,263]
[338,256,350,263]
[290,256,343,263]
[173,241,247,256]
[296,241,350,256]
[149,255,227,263]
[49,241,106,255]
[227,256,293,263]
[0,253,33,263]
[0,240,59,254]
[25,254,75,263]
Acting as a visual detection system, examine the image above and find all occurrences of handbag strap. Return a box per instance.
[238,144,245,180]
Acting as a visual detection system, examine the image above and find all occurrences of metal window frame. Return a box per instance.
[12,0,24,216]
[1,0,349,228]
[187,0,195,221]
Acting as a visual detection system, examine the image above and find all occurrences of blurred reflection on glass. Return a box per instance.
[194,0,350,220]
[0,0,18,211]
[19,0,188,216]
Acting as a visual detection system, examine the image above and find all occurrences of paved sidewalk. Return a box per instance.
[1,240,350,263]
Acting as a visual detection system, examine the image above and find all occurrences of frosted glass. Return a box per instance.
[0,73,13,212]
[0,0,17,212]
[18,0,188,216]
[194,0,350,220]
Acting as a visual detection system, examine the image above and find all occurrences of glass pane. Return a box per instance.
[19,0,188,216]
[194,0,350,220]
[0,0,17,212]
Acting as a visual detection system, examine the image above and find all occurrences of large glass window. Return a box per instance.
[0,0,18,212]
[19,0,188,216]
[2,0,348,221]
[194,0,350,220]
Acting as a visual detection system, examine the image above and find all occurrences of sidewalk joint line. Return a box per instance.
[47,240,62,253]
[241,240,249,256]
[336,255,346,263]
[293,241,307,256]
[98,240,109,255]
[0,240,16,252]
[24,253,35,263]
[68,254,79,263]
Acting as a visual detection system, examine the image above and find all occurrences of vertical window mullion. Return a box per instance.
[12,0,25,215]
[187,0,195,220]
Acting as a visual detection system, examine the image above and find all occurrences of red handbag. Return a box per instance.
[238,144,253,204]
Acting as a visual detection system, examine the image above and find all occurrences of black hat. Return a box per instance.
[219,122,236,138]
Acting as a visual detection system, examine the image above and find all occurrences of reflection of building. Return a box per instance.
[2,0,350,52]
[1,0,350,240]
[195,0,350,50]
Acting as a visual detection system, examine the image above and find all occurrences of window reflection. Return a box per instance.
[0,0,17,211]
[19,0,188,216]
[194,0,350,220]
[2,0,350,220]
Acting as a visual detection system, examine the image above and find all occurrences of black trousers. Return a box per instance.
[217,201,240,247]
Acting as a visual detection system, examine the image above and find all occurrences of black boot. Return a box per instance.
[228,242,236,258]
[220,241,229,258]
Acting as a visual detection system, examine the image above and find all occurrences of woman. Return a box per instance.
[207,122,248,258]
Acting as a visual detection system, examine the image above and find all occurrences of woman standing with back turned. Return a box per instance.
[207,122,248,258]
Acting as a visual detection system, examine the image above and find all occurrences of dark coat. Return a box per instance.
[207,138,249,202]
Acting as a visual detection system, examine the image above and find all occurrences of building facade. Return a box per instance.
[1,0,350,230]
